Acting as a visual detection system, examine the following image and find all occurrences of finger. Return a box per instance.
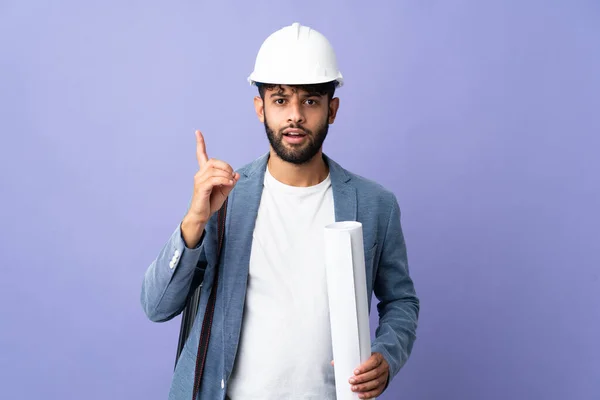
[349,366,383,385]
[205,159,235,177]
[330,360,334,366]
[351,377,382,394]
[354,354,383,375]
[218,178,237,198]
[356,387,384,400]
[198,168,234,182]
[204,176,236,189]
[195,130,209,168]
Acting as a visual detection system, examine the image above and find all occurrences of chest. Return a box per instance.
[250,185,335,273]
[255,183,334,233]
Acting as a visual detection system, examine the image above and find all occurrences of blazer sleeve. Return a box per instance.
[371,194,420,381]
[140,215,214,323]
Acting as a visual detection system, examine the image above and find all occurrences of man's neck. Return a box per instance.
[267,150,329,187]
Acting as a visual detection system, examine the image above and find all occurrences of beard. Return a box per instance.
[264,114,329,165]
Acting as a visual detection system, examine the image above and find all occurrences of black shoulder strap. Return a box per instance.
[191,198,228,399]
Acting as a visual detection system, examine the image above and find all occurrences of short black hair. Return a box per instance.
[257,81,337,102]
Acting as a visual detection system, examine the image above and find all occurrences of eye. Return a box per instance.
[274,98,286,105]
[304,99,318,106]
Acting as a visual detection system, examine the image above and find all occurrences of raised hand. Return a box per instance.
[181,130,239,248]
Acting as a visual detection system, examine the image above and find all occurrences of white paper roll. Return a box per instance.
[324,221,373,400]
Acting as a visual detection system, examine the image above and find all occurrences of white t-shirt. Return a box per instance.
[226,166,336,399]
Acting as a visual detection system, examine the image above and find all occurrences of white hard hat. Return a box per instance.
[248,22,344,88]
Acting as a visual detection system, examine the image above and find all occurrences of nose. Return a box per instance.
[287,99,305,124]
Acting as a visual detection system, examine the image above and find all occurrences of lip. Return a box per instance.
[283,134,307,144]
[283,128,307,135]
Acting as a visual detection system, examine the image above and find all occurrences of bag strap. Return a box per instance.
[191,198,228,400]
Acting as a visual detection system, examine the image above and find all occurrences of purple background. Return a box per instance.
[1,1,599,399]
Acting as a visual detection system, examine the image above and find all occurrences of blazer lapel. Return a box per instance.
[325,154,357,223]
[222,153,268,375]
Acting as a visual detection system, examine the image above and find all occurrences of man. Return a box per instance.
[141,22,419,400]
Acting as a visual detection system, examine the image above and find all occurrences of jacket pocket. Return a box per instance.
[364,242,378,270]
[364,242,378,294]
[365,242,377,261]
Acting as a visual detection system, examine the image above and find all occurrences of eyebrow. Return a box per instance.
[269,92,323,98]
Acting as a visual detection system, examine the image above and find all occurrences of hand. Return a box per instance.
[346,352,390,399]
[181,130,239,246]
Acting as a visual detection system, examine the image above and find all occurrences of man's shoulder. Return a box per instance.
[348,170,394,196]
[332,159,398,206]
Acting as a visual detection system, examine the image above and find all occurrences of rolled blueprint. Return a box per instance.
[324,221,373,400]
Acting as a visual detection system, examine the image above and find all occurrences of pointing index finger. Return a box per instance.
[195,130,209,168]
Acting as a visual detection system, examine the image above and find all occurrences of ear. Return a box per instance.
[254,96,265,123]
[328,97,340,124]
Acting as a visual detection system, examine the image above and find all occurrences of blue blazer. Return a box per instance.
[141,153,419,399]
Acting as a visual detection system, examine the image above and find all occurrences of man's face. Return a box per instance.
[255,85,339,165]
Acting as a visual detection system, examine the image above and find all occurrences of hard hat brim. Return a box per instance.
[248,75,344,88]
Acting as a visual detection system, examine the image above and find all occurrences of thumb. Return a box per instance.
[218,172,240,197]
